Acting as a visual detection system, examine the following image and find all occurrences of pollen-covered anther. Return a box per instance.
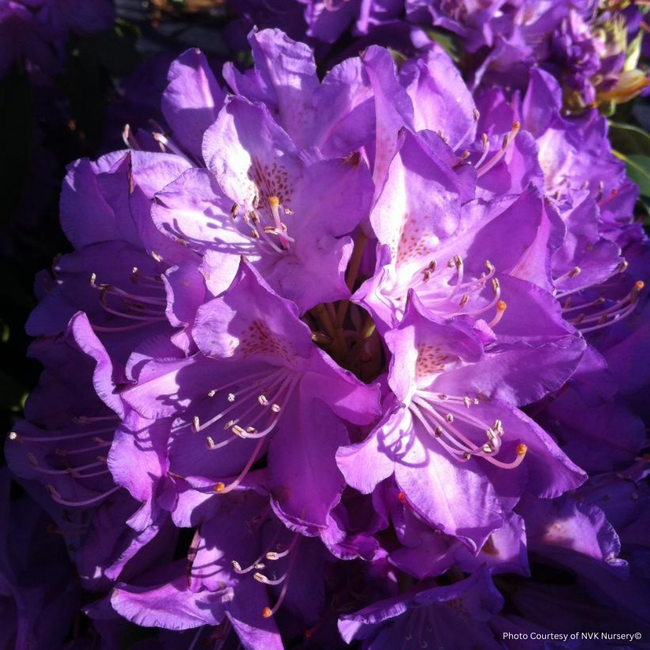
[516,444,528,456]
[568,266,582,279]
[262,608,273,619]
[488,300,507,328]
[214,482,226,493]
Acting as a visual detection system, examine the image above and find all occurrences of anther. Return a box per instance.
[262,608,273,619]
[258,395,269,406]
[8,431,17,441]
[516,444,528,456]
[231,425,246,437]
[227,393,236,402]
[568,266,582,279]
[271,404,281,413]
[488,300,507,328]
[214,482,226,493]
[192,416,200,432]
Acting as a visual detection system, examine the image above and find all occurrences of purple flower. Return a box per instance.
[339,567,505,649]
[224,0,406,53]
[8,25,650,647]
[123,262,381,532]
[154,98,373,312]
[408,0,649,111]
[338,292,585,548]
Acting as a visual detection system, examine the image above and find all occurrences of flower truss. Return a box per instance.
[5,24,650,649]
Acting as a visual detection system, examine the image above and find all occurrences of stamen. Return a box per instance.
[46,484,121,507]
[268,197,292,250]
[487,300,507,328]
[266,532,300,561]
[213,438,266,494]
[231,527,284,575]
[7,424,117,443]
[569,281,644,333]
[476,122,520,177]
[555,266,582,286]
[411,393,527,470]
[259,535,301,619]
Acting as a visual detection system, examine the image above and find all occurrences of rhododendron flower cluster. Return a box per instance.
[5,20,650,650]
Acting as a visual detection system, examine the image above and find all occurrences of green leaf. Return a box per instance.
[426,29,460,62]
[613,151,650,197]
[609,121,650,157]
